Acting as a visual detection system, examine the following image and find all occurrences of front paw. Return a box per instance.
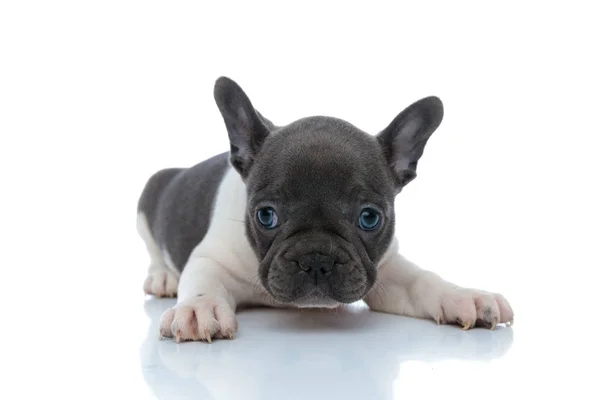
[159,295,238,343]
[436,288,514,330]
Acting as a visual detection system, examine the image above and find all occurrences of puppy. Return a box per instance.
[137,77,514,342]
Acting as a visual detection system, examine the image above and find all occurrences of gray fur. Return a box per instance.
[243,116,396,304]
[137,152,230,271]
[137,167,183,232]
[213,77,444,305]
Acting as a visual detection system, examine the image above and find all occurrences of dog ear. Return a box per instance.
[377,96,444,193]
[214,77,273,178]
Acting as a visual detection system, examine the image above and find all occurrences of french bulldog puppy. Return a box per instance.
[137,77,514,342]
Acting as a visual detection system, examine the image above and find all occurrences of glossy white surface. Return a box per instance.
[8,284,593,400]
[140,299,515,400]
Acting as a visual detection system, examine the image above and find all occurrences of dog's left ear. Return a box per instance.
[377,96,444,193]
[214,76,274,178]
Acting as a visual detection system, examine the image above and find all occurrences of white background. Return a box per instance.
[1,1,599,399]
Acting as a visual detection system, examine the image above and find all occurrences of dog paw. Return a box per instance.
[435,288,514,330]
[158,295,238,343]
[143,269,178,298]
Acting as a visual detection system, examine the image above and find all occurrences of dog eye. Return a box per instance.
[358,208,381,231]
[257,207,278,229]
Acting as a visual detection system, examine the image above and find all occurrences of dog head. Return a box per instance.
[214,77,443,307]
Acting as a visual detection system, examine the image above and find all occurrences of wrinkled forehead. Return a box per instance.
[258,154,367,200]
[248,119,394,206]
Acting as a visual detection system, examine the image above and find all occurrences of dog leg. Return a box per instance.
[158,257,240,342]
[365,247,514,329]
[137,212,179,298]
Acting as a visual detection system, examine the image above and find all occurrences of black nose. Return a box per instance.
[298,253,334,277]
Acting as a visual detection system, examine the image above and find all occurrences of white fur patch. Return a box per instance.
[137,212,180,297]
[365,249,514,329]
[162,247,181,277]
[136,212,163,265]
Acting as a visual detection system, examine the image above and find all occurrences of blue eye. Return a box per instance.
[359,208,381,231]
[257,207,278,229]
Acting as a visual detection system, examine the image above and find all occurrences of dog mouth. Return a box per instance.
[257,229,376,306]
[262,256,371,306]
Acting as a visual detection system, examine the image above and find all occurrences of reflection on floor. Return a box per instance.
[140,298,513,400]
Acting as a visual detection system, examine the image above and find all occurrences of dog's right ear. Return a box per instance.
[214,77,272,179]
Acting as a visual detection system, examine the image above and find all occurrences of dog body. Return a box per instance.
[137,77,514,342]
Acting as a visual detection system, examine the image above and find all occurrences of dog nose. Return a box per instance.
[298,253,334,276]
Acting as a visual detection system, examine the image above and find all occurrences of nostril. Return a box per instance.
[298,253,335,275]
[320,266,332,275]
[320,261,333,274]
